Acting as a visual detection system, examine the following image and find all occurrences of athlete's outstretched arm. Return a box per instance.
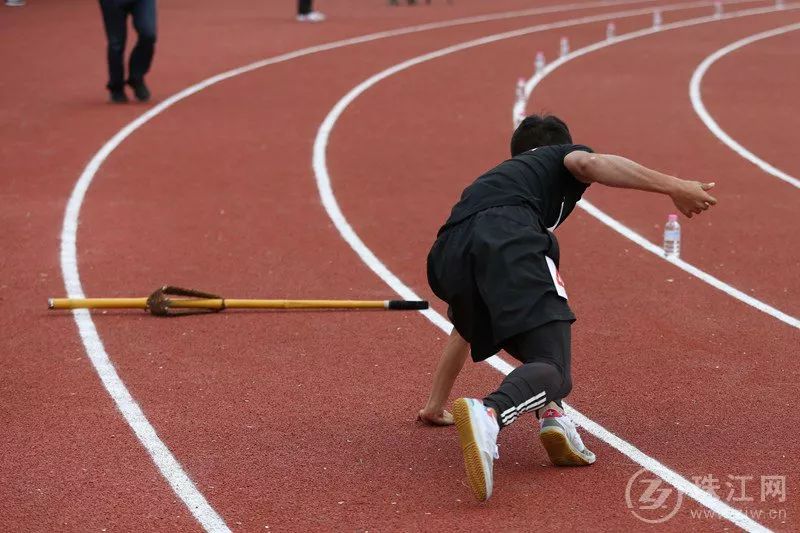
[418,329,470,426]
[564,151,717,218]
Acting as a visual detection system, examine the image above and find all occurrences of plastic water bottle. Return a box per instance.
[663,214,681,258]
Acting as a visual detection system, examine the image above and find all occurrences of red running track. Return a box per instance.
[1,0,797,531]
[698,27,800,182]
[329,3,799,529]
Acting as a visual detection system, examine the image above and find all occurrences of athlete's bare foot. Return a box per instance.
[417,408,454,426]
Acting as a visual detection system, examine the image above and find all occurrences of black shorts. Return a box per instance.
[427,205,575,362]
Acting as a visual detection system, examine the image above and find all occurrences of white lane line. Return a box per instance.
[523,4,800,329]
[58,1,670,529]
[311,5,790,533]
[689,22,800,189]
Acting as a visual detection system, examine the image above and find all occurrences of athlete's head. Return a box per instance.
[510,114,572,156]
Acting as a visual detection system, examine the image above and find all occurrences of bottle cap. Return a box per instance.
[668,214,678,221]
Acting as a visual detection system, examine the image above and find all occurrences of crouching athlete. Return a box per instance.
[418,114,717,501]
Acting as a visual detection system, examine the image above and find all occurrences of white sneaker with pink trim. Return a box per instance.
[539,407,596,466]
[452,398,500,501]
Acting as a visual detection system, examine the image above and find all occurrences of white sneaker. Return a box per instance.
[296,11,326,22]
[538,404,595,466]
[5,0,26,6]
[452,397,499,501]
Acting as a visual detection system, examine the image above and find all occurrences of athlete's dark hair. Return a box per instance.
[510,114,572,156]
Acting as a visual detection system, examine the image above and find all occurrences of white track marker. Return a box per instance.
[690,22,800,189]
[560,36,571,56]
[607,20,617,39]
[523,4,800,329]
[516,77,526,101]
[311,5,798,533]
[654,8,664,27]
[513,77,527,128]
[715,0,724,17]
[535,50,546,74]
[61,1,688,529]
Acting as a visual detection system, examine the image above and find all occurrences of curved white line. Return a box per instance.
[311,5,798,533]
[523,4,800,329]
[59,1,666,529]
[689,22,800,189]
[61,105,233,533]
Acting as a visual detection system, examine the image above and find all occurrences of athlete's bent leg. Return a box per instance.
[483,320,571,428]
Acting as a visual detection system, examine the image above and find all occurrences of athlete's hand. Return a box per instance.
[417,408,454,426]
[670,180,717,218]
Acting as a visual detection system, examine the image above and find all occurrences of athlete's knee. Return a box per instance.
[533,360,560,381]
[559,372,573,399]
[532,360,570,399]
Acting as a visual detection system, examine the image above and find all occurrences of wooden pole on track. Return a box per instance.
[48,286,429,316]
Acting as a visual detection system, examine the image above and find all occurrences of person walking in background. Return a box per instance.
[98,0,157,103]
[296,0,325,22]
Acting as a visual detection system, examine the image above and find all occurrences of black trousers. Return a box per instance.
[297,0,313,15]
[483,320,572,428]
[99,0,157,90]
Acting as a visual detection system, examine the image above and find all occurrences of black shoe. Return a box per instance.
[109,88,129,103]
[127,79,151,102]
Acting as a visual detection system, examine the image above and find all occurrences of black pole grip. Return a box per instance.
[387,300,429,310]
